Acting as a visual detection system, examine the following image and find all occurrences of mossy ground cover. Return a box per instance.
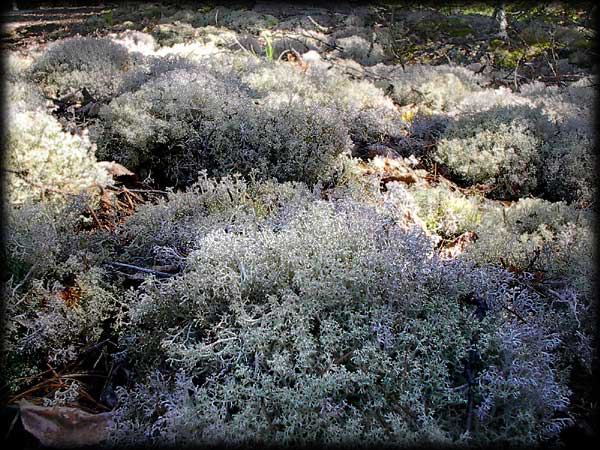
[377,2,595,82]
[1,1,597,448]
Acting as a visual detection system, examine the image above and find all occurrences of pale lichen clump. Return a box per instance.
[29,36,134,99]
[467,198,595,302]
[371,63,485,112]
[95,66,351,186]
[433,88,550,199]
[5,98,110,205]
[519,77,596,207]
[106,191,585,447]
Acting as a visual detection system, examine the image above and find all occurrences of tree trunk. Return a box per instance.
[493,2,508,40]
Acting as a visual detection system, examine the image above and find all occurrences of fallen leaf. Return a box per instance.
[18,400,113,448]
[96,161,136,179]
[57,285,81,309]
[381,173,418,186]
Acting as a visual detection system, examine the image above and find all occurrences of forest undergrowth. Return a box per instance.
[1,1,597,448]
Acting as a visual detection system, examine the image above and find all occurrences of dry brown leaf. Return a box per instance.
[57,285,81,309]
[381,173,418,185]
[18,399,113,448]
[96,161,136,179]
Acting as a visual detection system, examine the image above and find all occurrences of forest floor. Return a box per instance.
[2,1,595,86]
[2,1,597,448]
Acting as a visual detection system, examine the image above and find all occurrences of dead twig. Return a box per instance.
[319,349,354,375]
[86,206,105,230]
[500,304,527,324]
[307,15,329,33]
[7,373,106,404]
[514,54,523,90]
[298,30,342,51]
[106,262,174,278]
[548,33,563,86]
[232,35,258,58]
[11,264,36,299]
[374,408,393,433]
[259,398,282,431]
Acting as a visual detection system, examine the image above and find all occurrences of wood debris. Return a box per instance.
[438,231,478,259]
[359,155,422,189]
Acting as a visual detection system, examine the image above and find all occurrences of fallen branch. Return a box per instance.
[86,206,107,230]
[307,15,329,33]
[232,35,259,58]
[298,30,343,51]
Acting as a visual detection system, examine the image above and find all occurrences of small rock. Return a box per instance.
[466,62,483,73]
[568,51,589,67]
[302,49,321,63]
[556,58,573,73]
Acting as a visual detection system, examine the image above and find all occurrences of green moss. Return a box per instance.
[491,41,566,69]
[447,27,474,37]
[396,42,428,61]
[460,5,495,16]
[419,17,475,39]
[264,16,279,28]
[140,4,162,20]
[489,38,504,49]
[493,47,534,70]
[104,10,114,27]
[438,4,495,17]
[574,37,592,49]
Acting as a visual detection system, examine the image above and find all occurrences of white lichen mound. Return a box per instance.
[6,104,110,205]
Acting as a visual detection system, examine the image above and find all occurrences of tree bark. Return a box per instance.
[493,2,508,40]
